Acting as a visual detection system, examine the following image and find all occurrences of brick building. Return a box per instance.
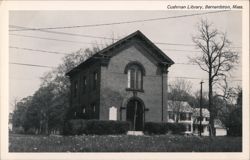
[66,30,174,131]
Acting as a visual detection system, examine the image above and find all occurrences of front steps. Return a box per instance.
[127,131,144,135]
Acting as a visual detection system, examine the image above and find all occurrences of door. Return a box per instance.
[126,99,144,131]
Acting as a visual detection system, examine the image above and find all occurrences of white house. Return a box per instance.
[168,101,227,136]
[193,108,210,136]
[214,119,227,136]
[193,108,227,136]
[167,101,193,135]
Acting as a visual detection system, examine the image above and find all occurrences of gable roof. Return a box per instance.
[66,30,174,76]
[193,108,210,117]
[168,100,193,113]
[214,119,226,128]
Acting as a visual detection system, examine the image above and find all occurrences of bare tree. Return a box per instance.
[168,79,193,122]
[190,19,239,136]
[215,77,239,105]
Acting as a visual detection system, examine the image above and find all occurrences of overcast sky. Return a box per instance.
[9,10,242,112]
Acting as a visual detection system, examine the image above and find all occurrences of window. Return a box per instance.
[73,81,78,97]
[125,62,145,91]
[187,113,192,120]
[93,72,98,90]
[186,124,191,131]
[169,112,175,120]
[180,113,186,121]
[201,126,204,133]
[82,106,86,114]
[197,116,203,122]
[127,65,143,90]
[90,103,97,119]
[193,125,197,132]
[205,117,209,121]
[82,76,87,94]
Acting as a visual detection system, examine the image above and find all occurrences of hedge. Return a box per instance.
[144,122,186,135]
[227,107,242,136]
[63,119,130,135]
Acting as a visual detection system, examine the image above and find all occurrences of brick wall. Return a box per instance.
[100,42,168,122]
[70,61,101,119]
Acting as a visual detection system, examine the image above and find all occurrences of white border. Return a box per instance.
[0,1,249,160]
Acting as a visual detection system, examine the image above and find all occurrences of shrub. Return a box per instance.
[63,119,87,135]
[168,123,186,134]
[86,120,130,135]
[25,128,37,135]
[227,107,242,136]
[144,122,168,134]
[12,126,25,134]
[63,119,130,135]
[144,122,186,135]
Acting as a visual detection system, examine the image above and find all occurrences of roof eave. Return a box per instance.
[65,30,175,76]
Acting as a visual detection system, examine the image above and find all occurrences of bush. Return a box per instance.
[25,128,37,135]
[63,119,130,135]
[227,107,242,136]
[144,122,168,134]
[12,126,25,134]
[144,122,186,135]
[168,123,186,134]
[86,120,130,135]
[63,119,87,135]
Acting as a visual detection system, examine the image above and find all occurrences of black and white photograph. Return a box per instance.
[0,1,249,160]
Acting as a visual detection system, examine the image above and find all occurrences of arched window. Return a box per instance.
[127,65,142,89]
[126,63,144,90]
[125,61,145,91]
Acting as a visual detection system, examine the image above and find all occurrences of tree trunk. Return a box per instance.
[45,117,49,135]
[208,77,215,136]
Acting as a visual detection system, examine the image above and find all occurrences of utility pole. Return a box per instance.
[199,81,204,136]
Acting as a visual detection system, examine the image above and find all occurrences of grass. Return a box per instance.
[9,133,242,152]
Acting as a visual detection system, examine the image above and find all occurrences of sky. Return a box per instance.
[9,10,242,112]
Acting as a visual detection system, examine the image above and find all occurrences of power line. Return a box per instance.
[9,33,97,45]
[109,71,241,81]
[11,33,198,49]
[162,48,241,53]
[174,62,241,67]
[169,76,207,80]
[162,49,200,52]
[9,27,115,41]
[10,62,55,68]
[9,29,196,47]
[169,76,242,81]
[10,11,230,31]
[9,62,242,81]
[9,26,196,47]
[10,46,69,55]
[9,33,202,52]
[9,25,241,48]
[10,45,241,67]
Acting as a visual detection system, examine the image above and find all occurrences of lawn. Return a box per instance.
[9,134,242,152]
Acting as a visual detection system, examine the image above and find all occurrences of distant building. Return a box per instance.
[168,101,227,136]
[66,30,174,131]
[214,119,227,136]
[193,108,210,136]
[193,108,227,136]
[168,100,193,134]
